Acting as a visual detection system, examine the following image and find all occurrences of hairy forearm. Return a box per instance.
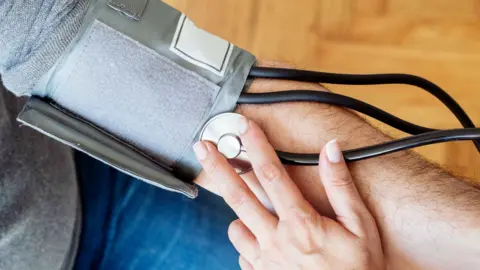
[237,75,480,269]
[345,120,480,269]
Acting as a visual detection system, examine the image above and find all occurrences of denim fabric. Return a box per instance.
[73,151,240,270]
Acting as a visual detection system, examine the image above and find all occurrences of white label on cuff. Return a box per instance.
[170,14,233,77]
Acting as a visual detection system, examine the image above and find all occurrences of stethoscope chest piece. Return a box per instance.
[199,113,252,174]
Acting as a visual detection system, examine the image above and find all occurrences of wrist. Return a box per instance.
[238,77,389,153]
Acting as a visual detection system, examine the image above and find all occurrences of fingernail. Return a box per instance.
[237,117,249,135]
[325,139,343,164]
[193,141,208,161]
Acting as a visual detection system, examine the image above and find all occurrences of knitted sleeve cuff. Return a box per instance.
[0,0,90,95]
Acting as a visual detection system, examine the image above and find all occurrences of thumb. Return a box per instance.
[318,139,373,237]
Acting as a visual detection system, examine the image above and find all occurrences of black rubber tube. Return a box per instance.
[248,67,480,152]
[277,128,480,165]
[238,91,435,135]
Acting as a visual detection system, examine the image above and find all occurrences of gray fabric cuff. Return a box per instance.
[33,0,256,188]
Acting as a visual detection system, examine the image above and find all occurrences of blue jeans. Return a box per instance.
[73,152,240,270]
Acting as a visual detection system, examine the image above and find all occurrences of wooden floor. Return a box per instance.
[166,0,480,181]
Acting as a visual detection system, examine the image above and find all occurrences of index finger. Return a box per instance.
[237,117,315,219]
[193,141,278,243]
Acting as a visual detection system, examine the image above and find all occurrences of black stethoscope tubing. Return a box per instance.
[243,67,479,165]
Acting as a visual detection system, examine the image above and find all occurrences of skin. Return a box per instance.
[194,64,480,270]
[193,119,385,270]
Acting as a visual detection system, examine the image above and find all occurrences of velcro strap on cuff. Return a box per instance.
[29,0,256,196]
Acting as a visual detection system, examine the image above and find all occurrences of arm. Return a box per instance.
[3,1,479,268]
[223,74,480,269]
[0,0,88,95]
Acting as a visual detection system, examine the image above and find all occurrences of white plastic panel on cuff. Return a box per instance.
[170,15,234,77]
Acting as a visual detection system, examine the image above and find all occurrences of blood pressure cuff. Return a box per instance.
[17,0,256,198]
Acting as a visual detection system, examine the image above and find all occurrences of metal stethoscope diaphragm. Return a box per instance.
[199,113,253,174]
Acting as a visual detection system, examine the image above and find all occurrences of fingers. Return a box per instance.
[193,141,278,242]
[195,169,274,213]
[241,172,276,213]
[194,171,219,195]
[318,139,373,237]
[238,117,315,219]
[195,157,274,212]
[228,220,260,264]
[239,256,254,270]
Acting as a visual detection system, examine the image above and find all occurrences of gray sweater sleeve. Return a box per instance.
[0,0,89,95]
[0,1,89,269]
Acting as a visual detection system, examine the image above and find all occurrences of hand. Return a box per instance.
[193,117,385,270]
